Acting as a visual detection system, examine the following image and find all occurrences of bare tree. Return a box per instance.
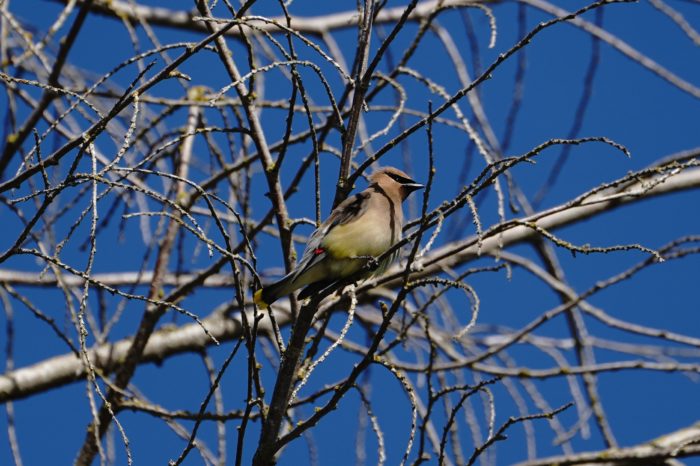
[1,0,699,465]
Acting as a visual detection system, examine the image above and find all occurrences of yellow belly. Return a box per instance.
[321,215,393,259]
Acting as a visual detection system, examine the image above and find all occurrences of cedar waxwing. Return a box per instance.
[254,167,423,307]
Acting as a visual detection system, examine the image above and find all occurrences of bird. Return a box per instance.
[253,167,423,308]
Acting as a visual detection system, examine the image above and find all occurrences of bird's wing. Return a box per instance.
[290,190,371,282]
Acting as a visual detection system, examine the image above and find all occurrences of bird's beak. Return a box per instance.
[403,182,424,193]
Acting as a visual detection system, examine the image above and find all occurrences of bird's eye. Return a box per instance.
[388,173,415,184]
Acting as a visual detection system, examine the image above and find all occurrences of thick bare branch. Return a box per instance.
[515,421,700,465]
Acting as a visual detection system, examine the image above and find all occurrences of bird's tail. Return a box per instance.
[253,274,298,308]
[297,279,337,301]
[254,274,338,308]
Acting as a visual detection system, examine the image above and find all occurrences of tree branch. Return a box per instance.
[49,0,488,37]
[2,166,697,405]
[514,421,700,465]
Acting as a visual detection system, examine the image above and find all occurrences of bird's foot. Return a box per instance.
[352,255,379,271]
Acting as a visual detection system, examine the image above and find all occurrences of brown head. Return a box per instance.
[369,167,424,201]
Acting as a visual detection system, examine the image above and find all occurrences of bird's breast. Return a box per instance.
[321,209,400,260]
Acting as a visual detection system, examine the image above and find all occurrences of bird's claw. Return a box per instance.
[353,255,379,271]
